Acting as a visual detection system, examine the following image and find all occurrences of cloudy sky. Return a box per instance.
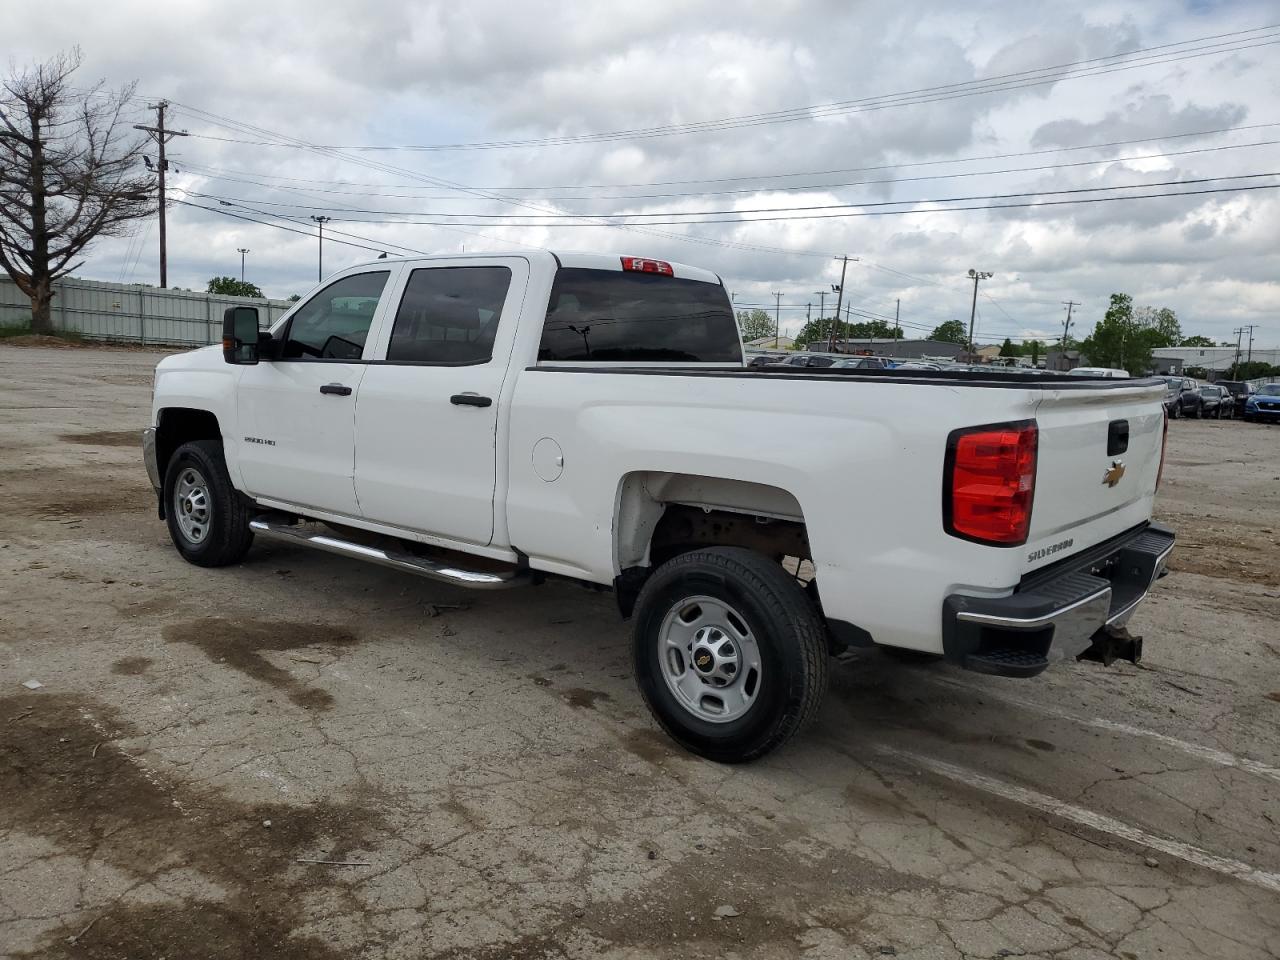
[10,0,1280,344]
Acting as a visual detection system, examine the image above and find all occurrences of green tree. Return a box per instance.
[288,293,301,302]
[999,337,1018,358]
[735,308,774,342]
[208,276,264,298]
[1135,305,1181,347]
[928,319,968,344]
[1080,293,1161,374]
[1179,335,1215,347]
[1024,339,1044,364]
[1227,360,1279,379]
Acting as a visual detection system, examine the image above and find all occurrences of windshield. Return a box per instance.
[1260,384,1280,396]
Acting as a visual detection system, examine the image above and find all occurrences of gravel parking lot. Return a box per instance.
[2,343,1278,960]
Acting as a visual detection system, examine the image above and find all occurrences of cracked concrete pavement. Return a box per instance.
[1,343,1278,959]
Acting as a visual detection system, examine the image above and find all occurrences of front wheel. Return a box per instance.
[163,439,254,567]
[632,547,829,763]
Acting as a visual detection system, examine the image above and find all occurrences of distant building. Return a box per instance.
[1152,346,1279,374]
[807,338,967,360]
[1046,348,1083,371]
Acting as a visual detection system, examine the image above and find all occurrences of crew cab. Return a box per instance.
[144,251,1174,762]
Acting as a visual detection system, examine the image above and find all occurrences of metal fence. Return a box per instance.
[0,275,294,347]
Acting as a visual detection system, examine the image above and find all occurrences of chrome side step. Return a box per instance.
[248,519,529,590]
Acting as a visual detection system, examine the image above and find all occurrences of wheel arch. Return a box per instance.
[156,407,223,481]
[612,470,810,610]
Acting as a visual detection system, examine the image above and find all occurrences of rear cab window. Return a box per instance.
[538,268,741,364]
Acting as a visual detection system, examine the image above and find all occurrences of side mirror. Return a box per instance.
[222,306,261,364]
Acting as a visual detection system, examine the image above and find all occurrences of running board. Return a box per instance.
[248,519,529,590]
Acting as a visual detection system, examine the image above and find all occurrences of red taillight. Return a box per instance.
[944,421,1038,546]
[1156,408,1169,490]
[620,256,673,276]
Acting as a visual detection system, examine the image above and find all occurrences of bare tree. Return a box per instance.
[0,49,153,334]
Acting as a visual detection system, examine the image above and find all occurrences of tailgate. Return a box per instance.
[1023,381,1165,572]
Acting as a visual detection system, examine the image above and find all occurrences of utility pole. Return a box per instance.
[133,102,188,288]
[966,269,993,359]
[1232,326,1245,373]
[894,299,900,340]
[310,216,331,281]
[772,292,782,349]
[1244,323,1257,364]
[237,248,250,282]
[1060,300,1079,370]
[814,290,827,347]
[828,255,857,352]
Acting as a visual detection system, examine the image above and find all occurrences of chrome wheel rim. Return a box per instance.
[173,467,211,544]
[658,595,762,724]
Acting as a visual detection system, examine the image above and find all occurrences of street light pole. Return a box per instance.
[310,216,330,281]
[237,248,249,282]
[966,268,993,359]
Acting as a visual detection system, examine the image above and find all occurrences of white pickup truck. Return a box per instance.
[144,251,1174,761]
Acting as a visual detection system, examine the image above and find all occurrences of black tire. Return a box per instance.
[1216,405,1224,420]
[163,439,254,567]
[1191,404,1201,419]
[632,547,828,763]
[1171,403,1181,420]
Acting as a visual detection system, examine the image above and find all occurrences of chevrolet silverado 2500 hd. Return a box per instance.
[144,251,1174,762]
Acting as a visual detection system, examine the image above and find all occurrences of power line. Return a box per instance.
[173,134,1280,202]
[172,26,1280,151]
[178,176,1280,226]
[176,172,1280,221]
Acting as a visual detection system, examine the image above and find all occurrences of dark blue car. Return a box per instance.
[1244,383,1280,422]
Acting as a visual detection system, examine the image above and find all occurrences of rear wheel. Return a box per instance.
[1216,404,1223,420]
[163,439,254,567]
[632,547,828,763]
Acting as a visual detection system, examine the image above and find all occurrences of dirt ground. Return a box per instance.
[1,343,1278,960]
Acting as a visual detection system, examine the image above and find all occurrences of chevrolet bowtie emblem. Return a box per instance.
[1102,460,1126,488]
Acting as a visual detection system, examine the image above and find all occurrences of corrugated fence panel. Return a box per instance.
[1,275,294,345]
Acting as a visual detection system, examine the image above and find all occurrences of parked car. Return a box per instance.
[831,356,892,370]
[895,361,943,371]
[1244,383,1280,423]
[1217,380,1255,417]
[1164,377,1202,418]
[771,353,836,368]
[1197,384,1231,419]
[1068,366,1131,378]
[746,353,786,368]
[145,250,1174,762]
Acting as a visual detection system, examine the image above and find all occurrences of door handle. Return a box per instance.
[319,383,352,396]
[450,393,493,407]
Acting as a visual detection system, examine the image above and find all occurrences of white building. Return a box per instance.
[1152,346,1279,374]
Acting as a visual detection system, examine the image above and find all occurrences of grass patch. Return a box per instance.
[0,320,84,343]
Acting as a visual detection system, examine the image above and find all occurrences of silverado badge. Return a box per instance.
[1102,460,1126,488]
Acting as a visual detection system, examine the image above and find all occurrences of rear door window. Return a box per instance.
[538,268,740,363]
[386,266,512,364]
